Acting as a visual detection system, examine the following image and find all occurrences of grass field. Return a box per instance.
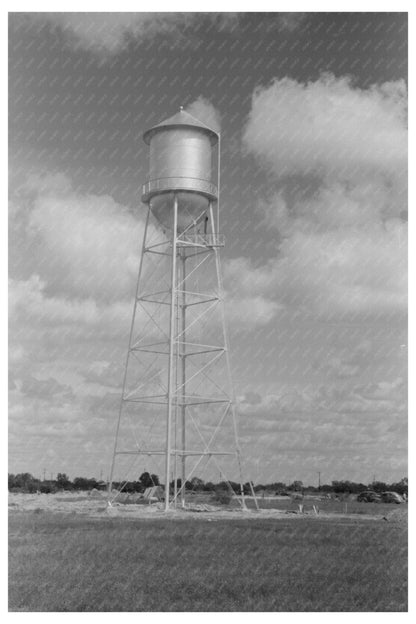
[9,509,407,612]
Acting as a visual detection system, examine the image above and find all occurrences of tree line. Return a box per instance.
[8,471,158,494]
[8,472,408,497]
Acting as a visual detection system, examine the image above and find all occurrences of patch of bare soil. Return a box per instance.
[8,491,107,515]
[9,491,404,524]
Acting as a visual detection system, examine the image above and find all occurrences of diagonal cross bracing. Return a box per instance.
[109,200,247,510]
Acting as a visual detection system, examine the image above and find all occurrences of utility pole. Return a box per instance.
[317,471,321,490]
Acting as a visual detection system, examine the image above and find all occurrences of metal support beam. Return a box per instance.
[210,201,247,510]
[181,248,186,508]
[164,195,178,511]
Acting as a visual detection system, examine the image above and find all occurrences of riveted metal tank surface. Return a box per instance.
[142,109,218,231]
[150,129,212,184]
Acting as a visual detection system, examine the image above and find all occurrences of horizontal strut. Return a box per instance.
[115,450,236,457]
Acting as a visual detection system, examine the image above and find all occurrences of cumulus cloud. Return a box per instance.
[316,341,374,380]
[36,13,193,55]
[9,275,133,336]
[277,216,406,316]
[16,374,74,400]
[22,172,73,196]
[8,170,158,437]
[15,13,306,60]
[235,377,407,483]
[28,192,141,302]
[9,390,116,476]
[225,210,406,319]
[186,96,221,132]
[73,360,127,395]
[25,13,239,57]
[262,179,406,233]
[243,74,407,181]
[238,389,310,416]
[225,294,282,327]
[224,257,278,296]
[238,74,408,319]
[10,172,162,303]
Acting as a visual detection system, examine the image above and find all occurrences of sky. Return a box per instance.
[8,12,408,485]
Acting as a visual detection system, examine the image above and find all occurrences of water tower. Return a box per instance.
[108,108,246,511]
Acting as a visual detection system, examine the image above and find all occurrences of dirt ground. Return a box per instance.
[8,491,408,523]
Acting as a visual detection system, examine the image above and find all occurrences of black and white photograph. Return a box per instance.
[8,5,408,613]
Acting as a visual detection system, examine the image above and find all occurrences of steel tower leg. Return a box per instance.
[209,202,247,510]
[181,248,186,508]
[164,196,178,511]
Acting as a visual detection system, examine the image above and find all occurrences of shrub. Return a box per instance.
[213,489,232,505]
[39,483,55,494]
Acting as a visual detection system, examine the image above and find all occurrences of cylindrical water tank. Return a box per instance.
[142,109,218,232]
[149,129,212,182]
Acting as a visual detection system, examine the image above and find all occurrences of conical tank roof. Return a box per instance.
[143,107,219,144]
